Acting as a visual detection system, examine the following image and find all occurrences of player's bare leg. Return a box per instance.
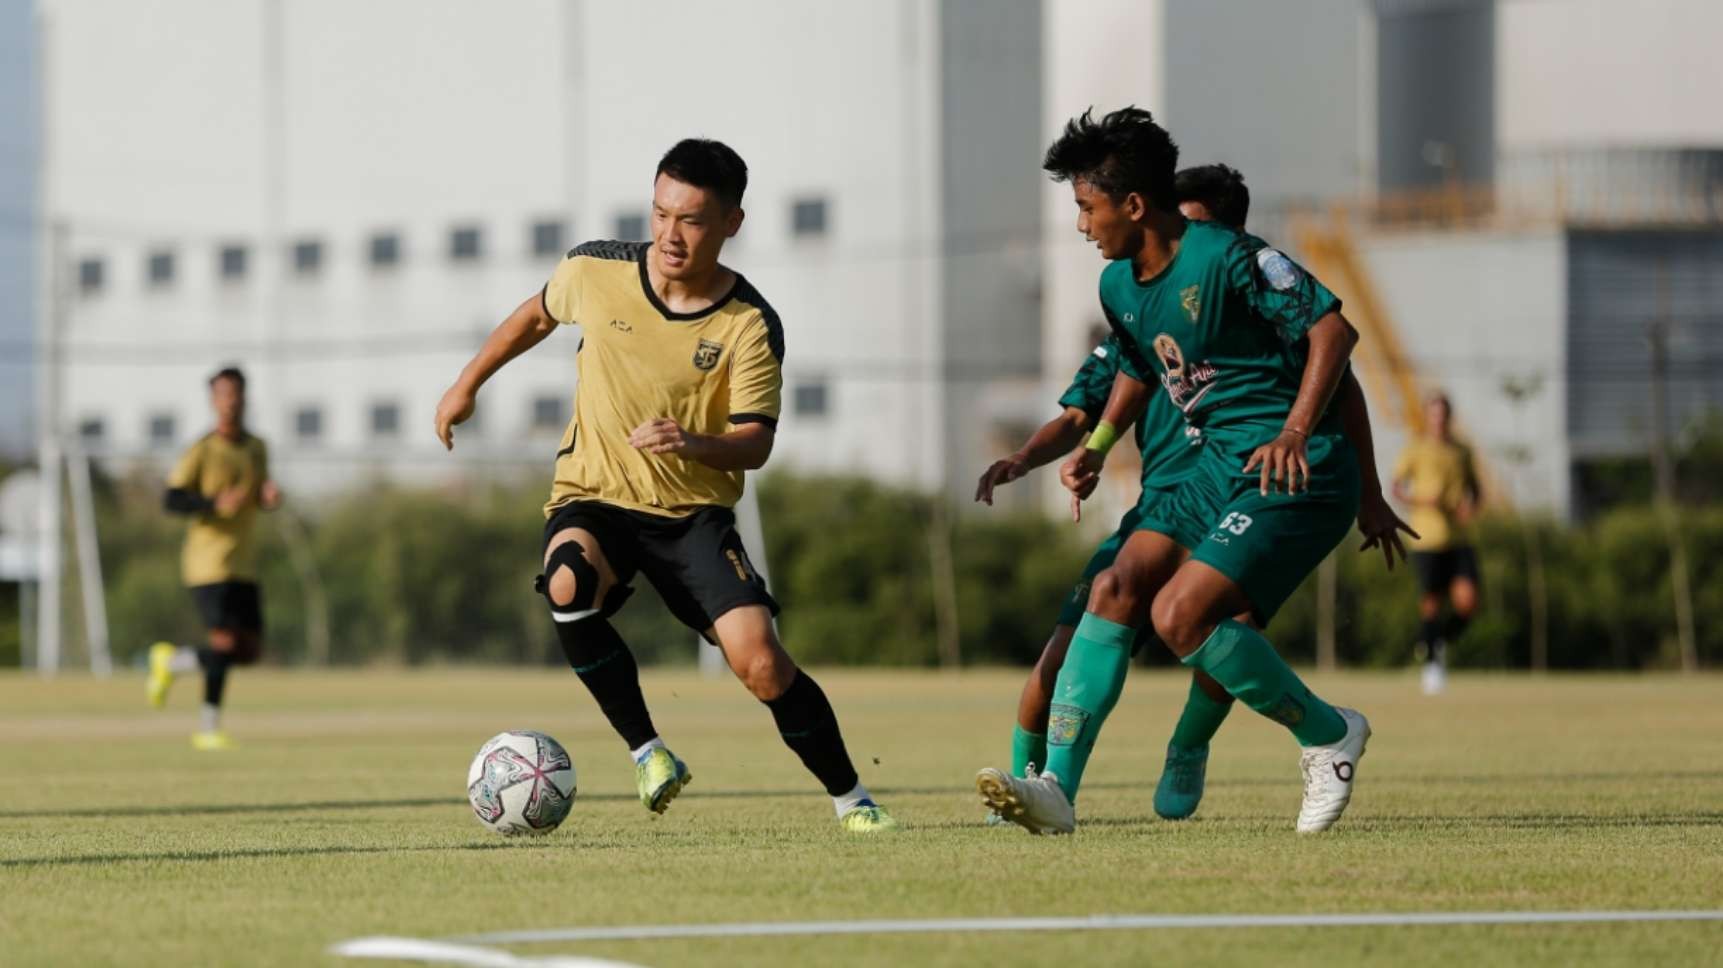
[1152,561,1369,833]
[712,605,896,832]
[542,527,686,814]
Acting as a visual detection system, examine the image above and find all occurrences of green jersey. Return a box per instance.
[1057,334,1200,489]
[1100,220,1342,457]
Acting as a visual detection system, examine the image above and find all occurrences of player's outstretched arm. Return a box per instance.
[976,406,1092,505]
[1245,311,1357,495]
[434,292,559,450]
[1335,369,1418,568]
[629,419,774,471]
[1060,370,1149,512]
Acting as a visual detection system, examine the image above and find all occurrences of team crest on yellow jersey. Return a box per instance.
[693,339,724,371]
[1180,284,1201,322]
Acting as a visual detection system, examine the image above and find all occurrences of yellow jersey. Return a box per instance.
[540,241,784,518]
[166,431,270,585]
[1393,436,1479,552]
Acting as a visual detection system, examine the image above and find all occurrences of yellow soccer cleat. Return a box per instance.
[190,730,235,752]
[635,747,692,815]
[840,803,901,834]
[146,642,177,709]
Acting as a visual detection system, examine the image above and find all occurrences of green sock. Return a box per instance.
[1011,724,1047,778]
[1044,613,1134,801]
[1182,619,1345,747]
[1168,675,1235,750]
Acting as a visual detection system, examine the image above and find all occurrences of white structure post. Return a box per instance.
[66,447,112,676]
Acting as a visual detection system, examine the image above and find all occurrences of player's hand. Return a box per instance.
[975,455,1030,505]
[259,480,282,511]
[629,418,690,456]
[1356,491,1418,570]
[1244,430,1310,496]
[213,486,248,517]
[1060,449,1105,522]
[434,384,477,451]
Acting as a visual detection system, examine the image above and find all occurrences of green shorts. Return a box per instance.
[1135,432,1360,624]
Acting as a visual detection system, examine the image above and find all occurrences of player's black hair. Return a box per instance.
[209,366,246,390]
[1042,106,1179,213]
[1175,164,1250,230]
[656,138,749,209]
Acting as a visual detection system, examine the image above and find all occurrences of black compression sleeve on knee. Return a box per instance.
[197,648,231,707]
[1444,611,1471,642]
[552,616,658,750]
[764,671,859,797]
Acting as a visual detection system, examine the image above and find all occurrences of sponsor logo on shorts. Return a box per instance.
[1047,703,1089,747]
[693,339,724,371]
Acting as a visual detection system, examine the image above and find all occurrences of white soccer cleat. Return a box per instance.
[1420,661,1446,695]
[1296,707,1370,834]
[975,766,1075,835]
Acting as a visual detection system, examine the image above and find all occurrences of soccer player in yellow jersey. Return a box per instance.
[434,139,896,833]
[147,367,281,750]
[1392,392,1482,695]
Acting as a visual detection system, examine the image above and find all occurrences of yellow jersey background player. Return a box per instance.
[148,366,282,750]
[1392,391,1482,694]
[434,139,895,833]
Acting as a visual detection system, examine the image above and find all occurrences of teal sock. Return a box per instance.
[1182,619,1345,747]
[1044,613,1134,801]
[1011,725,1047,778]
[1168,675,1235,750]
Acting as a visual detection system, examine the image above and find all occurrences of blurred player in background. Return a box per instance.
[148,367,281,750]
[434,139,896,833]
[1392,391,1481,694]
[977,157,1410,829]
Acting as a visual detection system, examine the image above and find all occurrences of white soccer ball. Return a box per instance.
[466,730,577,836]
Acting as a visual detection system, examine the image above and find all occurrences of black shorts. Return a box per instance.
[541,501,779,637]
[1409,547,1479,596]
[189,581,263,633]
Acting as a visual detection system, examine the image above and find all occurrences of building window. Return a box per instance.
[791,197,829,238]
[370,233,401,268]
[450,225,483,261]
[146,249,176,287]
[531,219,567,258]
[530,394,566,430]
[292,240,324,276]
[147,413,176,447]
[294,406,323,442]
[370,401,400,437]
[793,381,829,417]
[614,213,646,242]
[77,258,104,295]
[218,245,248,281]
[77,417,105,443]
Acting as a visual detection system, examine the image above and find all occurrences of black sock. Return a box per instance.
[1419,618,1443,660]
[197,648,231,707]
[764,671,859,797]
[553,617,659,750]
[1444,611,1471,644]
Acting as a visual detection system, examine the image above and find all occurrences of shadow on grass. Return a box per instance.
[0,838,593,870]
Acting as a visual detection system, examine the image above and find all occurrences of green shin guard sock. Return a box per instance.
[1168,675,1235,750]
[1182,620,1345,747]
[1044,614,1135,801]
[1011,725,1047,778]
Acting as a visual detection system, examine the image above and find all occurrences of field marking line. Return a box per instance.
[445,909,1723,944]
[332,936,644,968]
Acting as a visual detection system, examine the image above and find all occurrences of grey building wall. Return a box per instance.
[1164,0,1365,231]
[939,0,1043,494]
[1376,0,1494,192]
[0,0,34,458]
[1565,230,1723,462]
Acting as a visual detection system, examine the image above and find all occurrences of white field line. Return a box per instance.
[442,909,1723,945]
[332,936,644,968]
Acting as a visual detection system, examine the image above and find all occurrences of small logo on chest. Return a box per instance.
[1180,285,1201,322]
[693,339,724,371]
[609,319,633,333]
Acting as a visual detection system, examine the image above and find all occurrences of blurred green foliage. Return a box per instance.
[5,466,1721,671]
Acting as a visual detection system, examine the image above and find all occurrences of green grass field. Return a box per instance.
[3,668,1721,966]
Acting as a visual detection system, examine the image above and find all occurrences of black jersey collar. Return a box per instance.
[636,246,739,322]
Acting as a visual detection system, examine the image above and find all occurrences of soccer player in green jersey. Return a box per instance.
[978,107,1412,835]
[978,159,1410,828]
